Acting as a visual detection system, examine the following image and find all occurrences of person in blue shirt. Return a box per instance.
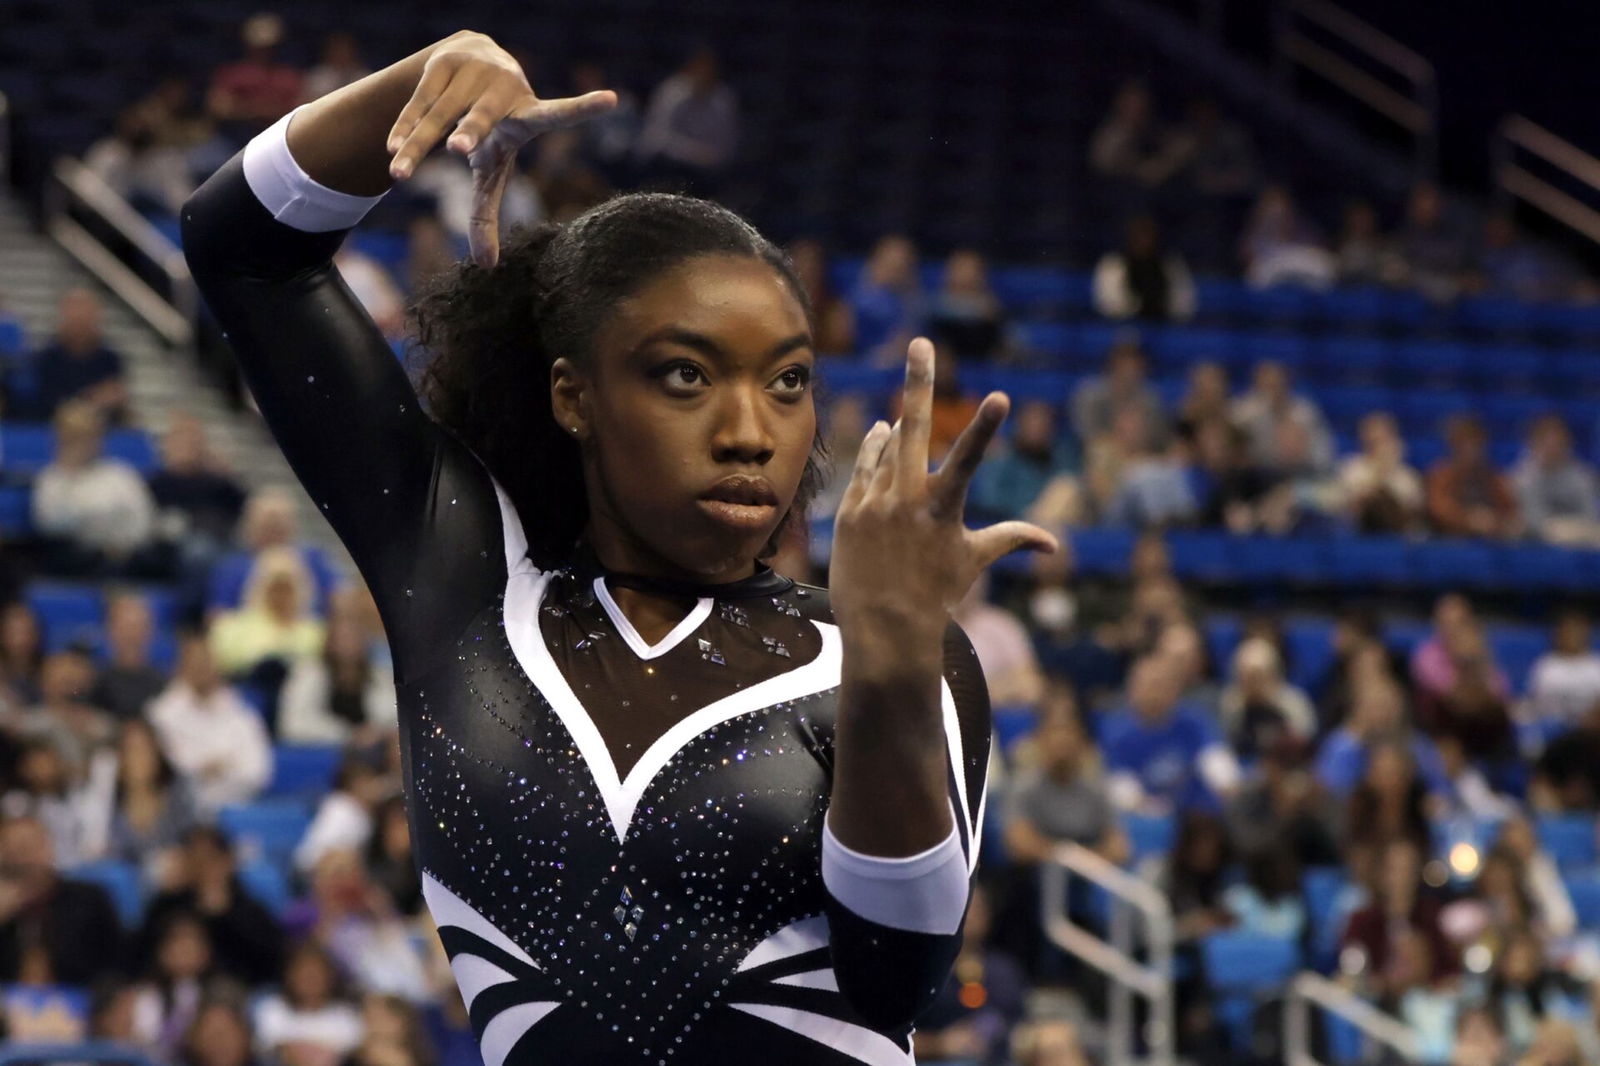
[1314,680,1451,798]
[849,234,925,360]
[969,399,1078,524]
[25,289,129,425]
[1098,652,1241,814]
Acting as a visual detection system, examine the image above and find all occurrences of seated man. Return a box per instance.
[24,289,129,424]
[0,814,121,985]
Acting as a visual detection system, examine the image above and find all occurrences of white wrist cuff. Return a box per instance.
[242,105,387,233]
[821,812,969,936]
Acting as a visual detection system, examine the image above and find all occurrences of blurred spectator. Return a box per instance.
[25,289,129,424]
[85,719,195,879]
[1513,414,1600,547]
[32,401,170,580]
[349,993,437,1066]
[84,103,198,216]
[0,813,121,984]
[365,796,421,917]
[1156,810,1232,1053]
[295,751,391,875]
[1531,699,1600,811]
[287,849,429,1000]
[11,650,113,779]
[809,394,868,522]
[1174,361,1230,440]
[205,13,304,136]
[278,611,397,745]
[1240,185,1335,289]
[1154,621,1221,715]
[0,602,44,713]
[1426,415,1520,539]
[1384,928,1459,1062]
[334,247,407,341]
[1186,416,1276,533]
[913,884,1026,1065]
[178,997,259,1066]
[1526,609,1600,731]
[1092,214,1197,323]
[1315,680,1449,802]
[1069,335,1164,446]
[208,487,340,618]
[1011,1019,1090,1066]
[1335,199,1403,286]
[89,592,169,721]
[252,940,363,1061]
[208,542,325,682]
[409,152,544,245]
[849,234,924,360]
[886,347,981,464]
[403,215,457,294]
[635,46,739,195]
[1452,1003,1508,1066]
[785,239,854,355]
[1218,637,1316,759]
[571,59,641,184]
[1341,837,1457,993]
[1519,1018,1584,1066]
[1230,360,1334,472]
[970,399,1078,523]
[148,413,249,559]
[1395,182,1471,303]
[131,910,216,1059]
[1152,97,1257,197]
[1100,654,1240,813]
[1088,81,1164,183]
[1489,929,1572,1054]
[300,32,369,103]
[1225,738,1341,868]
[146,631,272,816]
[1104,408,1196,529]
[2,735,95,866]
[1339,412,1426,534]
[1221,848,1305,938]
[953,577,1044,710]
[1473,213,1567,303]
[1491,818,1575,938]
[1346,738,1438,857]
[1003,684,1127,865]
[1414,619,1515,769]
[927,249,1007,361]
[137,827,282,986]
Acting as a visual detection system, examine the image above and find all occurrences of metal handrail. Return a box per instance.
[1273,0,1438,176]
[1284,972,1420,1066]
[1494,115,1600,247]
[1040,841,1175,1066]
[43,156,196,347]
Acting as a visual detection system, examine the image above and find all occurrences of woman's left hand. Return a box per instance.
[828,337,1059,677]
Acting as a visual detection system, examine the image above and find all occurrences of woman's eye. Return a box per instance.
[773,366,811,395]
[654,361,708,391]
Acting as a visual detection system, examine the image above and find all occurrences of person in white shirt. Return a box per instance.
[252,940,365,1060]
[635,46,739,190]
[293,751,391,874]
[951,574,1045,710]
[1527,610,1600,732]
[32,401,161,573]
[277,610,397,745]
[1339,412,1425,534]
[146,630,272,815]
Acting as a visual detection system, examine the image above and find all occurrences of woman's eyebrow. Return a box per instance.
[631,327,813,362]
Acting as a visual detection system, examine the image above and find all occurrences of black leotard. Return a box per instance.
[182,148,991,1066]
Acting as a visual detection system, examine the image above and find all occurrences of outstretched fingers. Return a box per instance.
[467,154,515,268]
[838,420,892,514]
[511,90,621,134]
[388,72,485,180]
[967,520,1060,571]
[897,337,935,490]
[931,391,1008,520]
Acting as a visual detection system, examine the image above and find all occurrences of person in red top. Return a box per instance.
[206,13,304,137]
[1425,414,1520,539]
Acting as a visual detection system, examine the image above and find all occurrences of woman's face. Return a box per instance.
[568,255,817,582]
[287,949,335,1006]
[158,920,211,980]
[188,1006,251,1066]
[1,604,40,661]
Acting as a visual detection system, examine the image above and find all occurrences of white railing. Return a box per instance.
[42,157,196,348]
[1272,0,1438,177]
[1284,972,1420,1066]
[1493,115,1600,248]
[1039,842,1175,1066]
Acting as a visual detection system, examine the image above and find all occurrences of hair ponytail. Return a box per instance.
[410,193,826,570]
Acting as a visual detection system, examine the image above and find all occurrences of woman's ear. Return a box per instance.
[550,357,590,441]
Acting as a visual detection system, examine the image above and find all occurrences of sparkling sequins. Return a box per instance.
[696,638,725,665]
[760,636,791,658]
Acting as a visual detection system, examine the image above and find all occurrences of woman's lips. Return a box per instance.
[695,498,778,533]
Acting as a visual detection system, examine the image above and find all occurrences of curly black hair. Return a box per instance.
[408,192,827,570]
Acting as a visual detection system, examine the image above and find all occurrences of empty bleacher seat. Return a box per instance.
[1121,812,1175,862]
[238,859,293,918]
[1535,814,1597,871]
[1301,866,1349,972]
[0,485,30,536]
[27,582,104,650]
[218,801,314,867]
[268,744,344,800]
[68,859,144,928]
[1201,931,1303,1053]
[1565,871,1600,929]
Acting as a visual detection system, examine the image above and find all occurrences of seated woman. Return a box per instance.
[207,545,327,726]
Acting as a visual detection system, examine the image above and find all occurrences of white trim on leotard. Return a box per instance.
[592,576,713,660]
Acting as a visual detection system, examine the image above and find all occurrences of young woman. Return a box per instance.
[182,29,1053,1066]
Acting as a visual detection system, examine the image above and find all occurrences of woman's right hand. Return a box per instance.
[385,31,616,267]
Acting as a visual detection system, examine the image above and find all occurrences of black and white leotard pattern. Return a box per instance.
[182,110,991,1066]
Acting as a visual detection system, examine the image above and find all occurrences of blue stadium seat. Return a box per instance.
[1301,866,1348,972]
[1308,336,1390,386]
[1455,297,1537,337]
[238,859,293,918]
[1414,540,1501,590]
[218,801,313,867]
[68,859,144,928]
[0,485,30,536]
[1016,320,1074,359]
[101,428,159,474]
[1485,625,1549,696]
[1068,529,1133,576]
[1471,347,1550,395]
[1392,340,1470,389]
[1203,616,1244,675]
[1284,618,1338,691]
[0,423,54,475]
[268,744,344,800]
[992,707,1038,753]
[0,317,25,360]
[1536,814,1597,871]
[1121,812,1175,863]
[27,582,104,651]
[1565,872,1600,929]
[1201,932,1303,1053]
[1328,537,1414,588]
[1166,531,1235,582]
[1382,618,1433,659]
[1230,536,1330,585]
[1503,544,1584,592]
